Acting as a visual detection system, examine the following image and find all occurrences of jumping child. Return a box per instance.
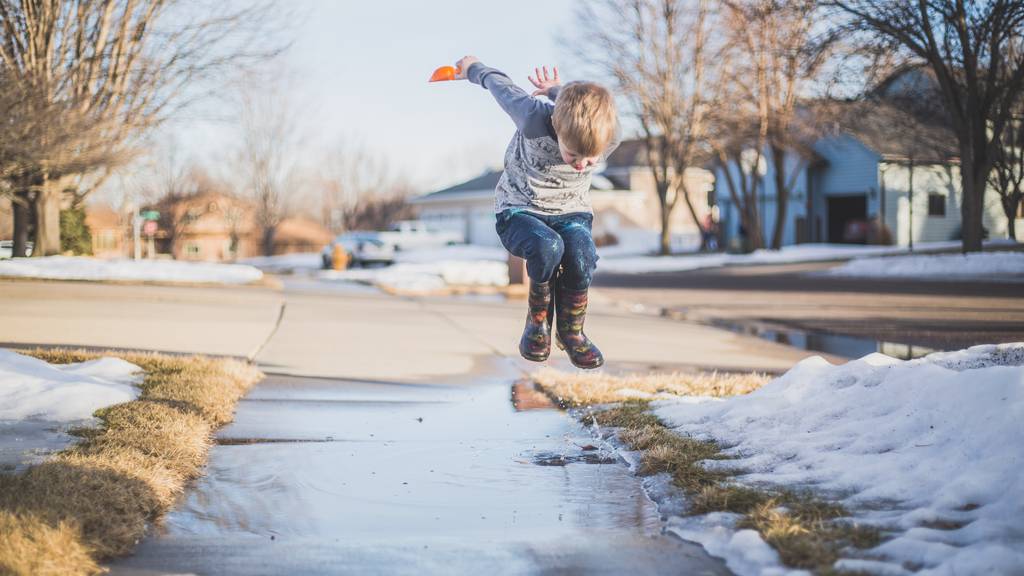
[455,56,620,369]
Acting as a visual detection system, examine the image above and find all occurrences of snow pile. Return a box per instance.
[0,349,142,422]
[239,252,322,273]
[654,343,1024,575]
[319,245,509,293]
[827,251,1024,281]
[0,256,263,284]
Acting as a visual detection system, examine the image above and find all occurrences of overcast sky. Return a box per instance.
[165,0,584,195]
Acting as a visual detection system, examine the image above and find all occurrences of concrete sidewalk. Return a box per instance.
[0,279,817,376]
[1,279,821,575]
[0,280,283,358]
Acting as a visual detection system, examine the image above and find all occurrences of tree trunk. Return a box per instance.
[261,225,276,257]
[32,186,62,257]
[677,182,708,251]
[1004,195,1020,240]
[959,155,986,253]
[770,144,788,250]
[659,201,672,256]
[12,192,32,258]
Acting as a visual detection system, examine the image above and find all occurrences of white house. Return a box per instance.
[714,67,1021,250]
[411,139,716,252]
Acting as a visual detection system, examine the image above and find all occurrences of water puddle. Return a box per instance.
[698,316,942,360]
[0,420,81,473]
[109,369,729,574]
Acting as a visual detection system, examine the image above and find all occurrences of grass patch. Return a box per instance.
[0,349,263,575]
[538,368,883,575]
[533,366,770,408]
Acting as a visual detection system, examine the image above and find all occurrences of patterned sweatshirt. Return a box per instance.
[467,62,619,216]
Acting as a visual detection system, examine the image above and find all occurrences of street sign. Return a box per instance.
[142,210,160,221]
[143,220,158,236]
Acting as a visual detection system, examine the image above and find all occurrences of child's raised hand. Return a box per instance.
[455,56,479,80]
[528,66,560,97]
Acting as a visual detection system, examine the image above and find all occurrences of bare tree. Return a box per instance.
[0,0,282,257]
[989,104,1023,240]
[573,0,715,255]
[235,74,298,256]
[717,0,833,250]
[342,192,414,232]
[320,139,397,233]
[829,1,1024,252]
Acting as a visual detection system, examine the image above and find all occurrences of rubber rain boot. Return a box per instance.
[519,281,552,362]
[554,285,604,369]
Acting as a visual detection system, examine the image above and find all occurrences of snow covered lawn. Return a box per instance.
[0,256,263,285]
[0,349,141,423]
[598,243,911,274]
[826,251,1024,281]
[656,343,1024,575]
[318,245,509,293]
[239,252,322,273]
[596,240,1020,275]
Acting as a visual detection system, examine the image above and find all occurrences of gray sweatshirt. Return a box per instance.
[467,62,618,216]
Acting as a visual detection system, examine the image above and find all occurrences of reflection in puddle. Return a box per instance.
[510,379,557,411]
[704,317,940,360]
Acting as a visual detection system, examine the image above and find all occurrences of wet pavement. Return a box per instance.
[2,278,821,575]
[108,366,729,575]
[0,420,77,473]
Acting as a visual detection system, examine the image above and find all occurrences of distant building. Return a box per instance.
[84,206,127,258]
[143,191,332,261]
[713,66,1021,250]
[410,140,715,251]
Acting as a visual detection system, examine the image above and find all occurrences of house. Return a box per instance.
[84,205,127,258]
[410,140,715,251]
[713,67,1020,250]
[147,191,331,261]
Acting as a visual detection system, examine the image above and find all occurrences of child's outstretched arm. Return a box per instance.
[456,56,558,139]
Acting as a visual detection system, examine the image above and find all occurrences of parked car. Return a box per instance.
[377,220,463,251]
[0,240,33,259]
[321,232,395,269]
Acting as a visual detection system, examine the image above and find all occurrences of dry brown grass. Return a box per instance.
[0,512,98,576]
[560,388,883,575]
[0,349,262,575]
[533,367,770,407]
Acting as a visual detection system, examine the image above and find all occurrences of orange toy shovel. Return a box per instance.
[429,64,461,83]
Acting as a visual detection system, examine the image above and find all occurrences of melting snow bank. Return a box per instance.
[0,349,142,422]
[654,344,1024,575]
[0,256,263,284]
[826,252,1024,281]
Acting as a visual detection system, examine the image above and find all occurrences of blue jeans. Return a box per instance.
[495,209,598,290]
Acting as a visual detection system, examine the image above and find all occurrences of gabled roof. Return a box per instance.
[415,170,503,201]
[816,99,958,163]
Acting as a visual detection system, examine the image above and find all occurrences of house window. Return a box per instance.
[185,243,201,257]
[927,193,946,217]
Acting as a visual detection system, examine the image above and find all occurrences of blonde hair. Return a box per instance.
[552,82,618,157]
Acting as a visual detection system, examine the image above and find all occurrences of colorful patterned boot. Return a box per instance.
[554,286,604,369]
[519,281,553,362]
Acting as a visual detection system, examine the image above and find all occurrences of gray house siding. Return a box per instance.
[714,147,811,248]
